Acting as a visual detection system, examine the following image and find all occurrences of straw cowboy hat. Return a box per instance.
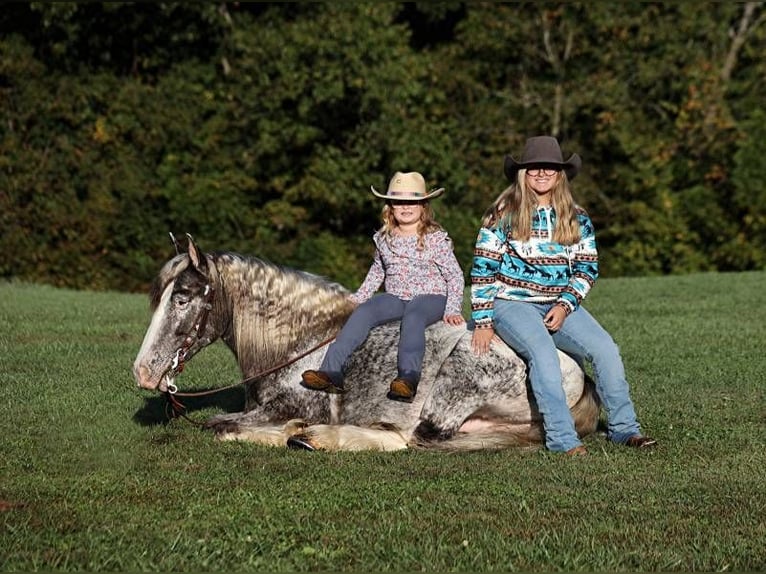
[504,136,582,181]
[370,171,445,200]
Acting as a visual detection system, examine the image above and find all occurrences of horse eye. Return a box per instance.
[172,290,191,307]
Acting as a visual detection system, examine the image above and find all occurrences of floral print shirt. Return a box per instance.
[350,230,465,317]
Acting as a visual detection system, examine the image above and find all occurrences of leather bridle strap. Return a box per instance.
[168,283,215,383]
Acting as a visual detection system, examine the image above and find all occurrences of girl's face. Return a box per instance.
[525,168,560,196]
[390,200,424,226]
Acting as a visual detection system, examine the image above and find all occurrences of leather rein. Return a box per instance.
[161,280,334,424]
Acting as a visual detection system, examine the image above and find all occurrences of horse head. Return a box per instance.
[133,234,219,392]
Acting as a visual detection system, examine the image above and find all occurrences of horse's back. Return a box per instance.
[338,322,590,435]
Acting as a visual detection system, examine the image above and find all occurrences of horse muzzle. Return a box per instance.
[133,362,164,391]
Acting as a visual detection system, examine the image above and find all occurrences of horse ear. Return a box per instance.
[186,233,208,276]
[169,232,181,255]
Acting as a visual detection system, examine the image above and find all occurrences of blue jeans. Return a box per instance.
[321,293,447,386]
[493,300,641,452]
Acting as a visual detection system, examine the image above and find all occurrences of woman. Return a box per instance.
[470,136,656,454]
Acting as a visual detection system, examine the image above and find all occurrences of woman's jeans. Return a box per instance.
[493,300,641,452]
[320,293,447,386]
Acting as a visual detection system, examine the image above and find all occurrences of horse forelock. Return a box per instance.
[149,254,190,310]
[212,253,354,372]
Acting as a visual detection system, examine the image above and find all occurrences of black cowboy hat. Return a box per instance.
[504,136,582,181]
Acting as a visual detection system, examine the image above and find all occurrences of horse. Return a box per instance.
[132,235,600,452]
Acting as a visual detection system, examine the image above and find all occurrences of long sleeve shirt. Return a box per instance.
[351,230,465,316]
[470,205,598,329]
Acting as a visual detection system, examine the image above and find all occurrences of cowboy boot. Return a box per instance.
[387,377,417,403]
[300,370,345,394]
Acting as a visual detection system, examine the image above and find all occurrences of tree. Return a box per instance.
[1,2,764,291]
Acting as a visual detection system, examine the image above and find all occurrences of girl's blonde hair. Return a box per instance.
[481,169,581,245]
[380,200,444,250]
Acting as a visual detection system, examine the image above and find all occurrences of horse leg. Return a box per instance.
[210,414,409,451]
[214,418,310,446]
[285,422,409,452]
[204,373,334,446]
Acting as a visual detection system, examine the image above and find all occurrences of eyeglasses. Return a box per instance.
[526,168,560,177]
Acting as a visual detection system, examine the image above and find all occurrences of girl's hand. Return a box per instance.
[443,314,466,326]
[471,327,494,355]
[543,305,568,332]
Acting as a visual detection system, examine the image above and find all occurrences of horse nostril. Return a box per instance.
[134,364,154,389]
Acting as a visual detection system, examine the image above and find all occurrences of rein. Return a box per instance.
[163,334,336,423]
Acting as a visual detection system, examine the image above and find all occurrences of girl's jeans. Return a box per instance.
[493,299,641,452]
[320,293,447,386]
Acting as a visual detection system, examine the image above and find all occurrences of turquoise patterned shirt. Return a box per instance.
[470,206,598,329]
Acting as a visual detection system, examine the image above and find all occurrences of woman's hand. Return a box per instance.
[471,326,495,355]
[543,305,568,332]
[444,314,466,326]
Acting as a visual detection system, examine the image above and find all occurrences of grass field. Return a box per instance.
[1,272,764,571]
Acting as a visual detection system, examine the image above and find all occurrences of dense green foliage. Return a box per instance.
[1,2,765,292]
[1,272,764,570]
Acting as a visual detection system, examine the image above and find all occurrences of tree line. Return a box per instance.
[1,2,764,293]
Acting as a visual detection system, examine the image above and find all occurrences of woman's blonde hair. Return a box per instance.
[481,169,581,245]
[380,200,443,250]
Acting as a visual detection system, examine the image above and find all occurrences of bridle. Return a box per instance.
[160,278,336,424]
[165,281,215,394]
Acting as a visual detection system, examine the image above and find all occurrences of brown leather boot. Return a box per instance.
[388,377,417,403]
[300,370,345,394]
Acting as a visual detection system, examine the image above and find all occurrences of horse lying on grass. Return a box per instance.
[132,235,600,451]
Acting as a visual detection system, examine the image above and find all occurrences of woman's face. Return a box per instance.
[525,168,560,195]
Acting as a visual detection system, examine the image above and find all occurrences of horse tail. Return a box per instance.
[410,428,543,452]
[411,376,601,453]
[569,373,601,437]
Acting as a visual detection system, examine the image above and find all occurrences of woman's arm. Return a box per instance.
[470,226,505,329]
[557,209,598,313]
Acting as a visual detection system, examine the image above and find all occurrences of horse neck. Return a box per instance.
[214,256,354,377]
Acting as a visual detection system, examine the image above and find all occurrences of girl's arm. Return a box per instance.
[350,248,385,304]
[432,233,465,318]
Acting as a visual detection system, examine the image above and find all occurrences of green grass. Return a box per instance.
[1,272,765,572]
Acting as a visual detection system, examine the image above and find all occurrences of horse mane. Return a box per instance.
[148,250,355,374]
[214,252,355,373]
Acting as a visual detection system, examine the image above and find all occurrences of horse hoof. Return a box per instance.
[287,435,317,451]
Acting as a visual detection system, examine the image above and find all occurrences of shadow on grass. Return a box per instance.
[133,386,246,426]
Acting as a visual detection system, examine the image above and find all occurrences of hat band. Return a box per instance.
[388,190,426,197]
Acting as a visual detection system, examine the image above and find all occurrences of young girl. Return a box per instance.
[302,171,465,402]
[470,136,656,454]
